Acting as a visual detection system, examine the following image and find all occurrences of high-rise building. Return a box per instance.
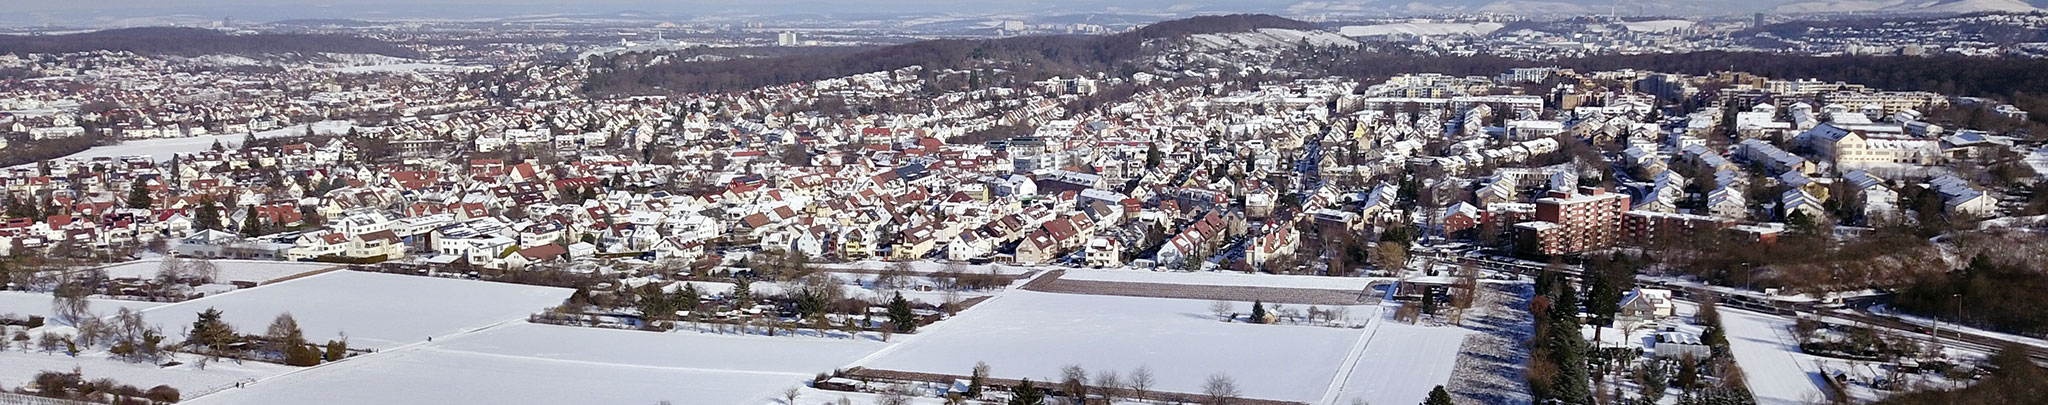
[777,31,799,47]
[1513,187,1630,256]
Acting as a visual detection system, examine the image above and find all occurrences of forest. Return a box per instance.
[0,27,416,58]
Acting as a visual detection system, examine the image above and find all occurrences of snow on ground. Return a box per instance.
[187,344,805,405]
[1711,303,1830,405]
[855,290,1376,403]
[0,291,164,320]
[1339,22,1505,37]
[1327,317,1472,405]
[434,322,886,374]
[190,316,892,404]
[1058,268,1378,291]
[0,350,294,397]
[140,271,568,349]
[2027,148,2048,181]
[1186,28,1359,50]
[94,259,337,284]
[12,120,356,168]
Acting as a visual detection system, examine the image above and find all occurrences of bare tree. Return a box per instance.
[1449,261,1481,325]
[1060,364,1089,403]
[1203,373,1241,405]
[188,257,220,284]
[157,255,187,283]
[1128,365,1155,402]
[781,386,801,404]
[1092,369,1122,403]
[52,282,93,326]
[1209,300,1234,321]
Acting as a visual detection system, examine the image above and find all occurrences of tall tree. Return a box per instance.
[1008,379,1046,405]
[239,206,263,237]
[126,180,152,209]
[195,200,222,231]
[887,291,918,333]
[185,308,237,353]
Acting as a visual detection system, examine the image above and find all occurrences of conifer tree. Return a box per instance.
[887,291,917,333]
[127,181,152,209]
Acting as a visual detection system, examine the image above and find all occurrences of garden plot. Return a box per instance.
[140,271,569,349]
[854,290,1377,403]
[95,259,336,284]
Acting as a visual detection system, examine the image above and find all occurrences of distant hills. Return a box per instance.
[582,14,1314,95]
[1281,0,2045,16]
[0,27,415,58]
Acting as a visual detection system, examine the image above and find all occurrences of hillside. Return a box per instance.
[580,14,1313,95]
[0,27,415,58]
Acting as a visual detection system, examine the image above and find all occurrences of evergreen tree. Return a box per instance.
[185,308,237,353]
[730,278,752,310]
[1585,265,1624,328]
[127,181,152,209]
[195,200,222,231]
[887,291,918,333]
[1007,379,1045,405]
[323,340,347,361]
[240,206,263,237]
[1251,300,1269,324]
[678,283,701,312]
[1144,143,1162,169]
[1424,385,1453,405]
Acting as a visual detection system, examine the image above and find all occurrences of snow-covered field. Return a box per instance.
[14,120,356,168]
[0,291,164,320]
[94,259,336,284]
[190,320,890,405]
[139,271,569,349]
[1058,268,1377,291]
[855,290,1381,403]
[1327,320,1473,405]
[0,349,294,398]
[1340,22,1506,37]
[435,322,886,374]
[187,345,805,405]
[1714,304,1829,405]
